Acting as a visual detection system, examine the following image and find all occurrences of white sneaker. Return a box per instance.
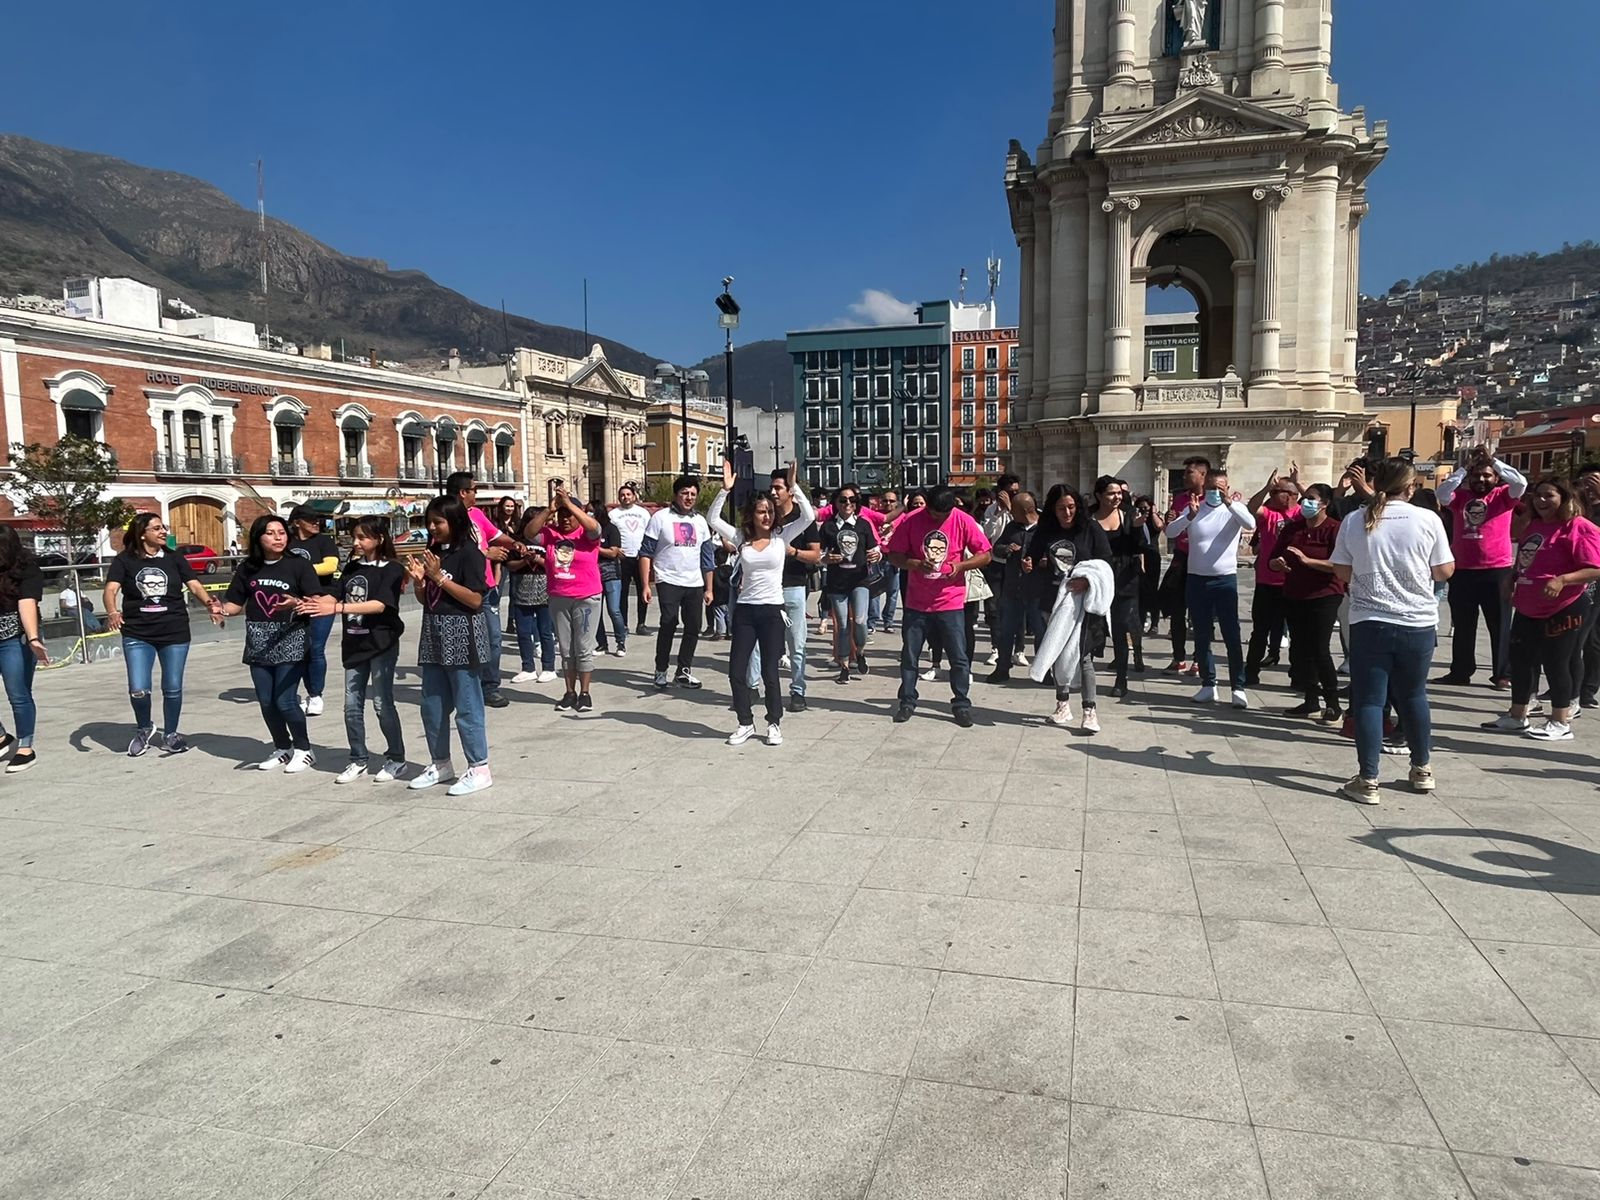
[1192,685,1218,704]
[919,668,937,682]
[728,724,756,746]
[1081,709,1100,735]
[1012,651,1029,667]
[256,749,291,771]
[408,761,454,790]
[535,670,557,683]
[374,759,409,783]
[447,766,493,796]
[779,655,791,670]
[304,695,324,717]
[1230,688,1250,709]
[283,749,315,774]
[335,762,365,785]
[985,651,1001,667]
[766,724,783,746]
[512,670,540,684]
[611,646,627,657]
[1049,700,1073,727]
[1529,699,1547,716]
[1481,713,1530,732]
[1526,719,1574,741]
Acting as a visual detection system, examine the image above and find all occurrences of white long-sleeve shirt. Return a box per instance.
[1166,499,1256,577]
[1436,458,1528,505]
[707,485,815,606]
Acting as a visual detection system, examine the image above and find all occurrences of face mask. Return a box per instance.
[1204,489,1224,508]
[1300,499,1321,518]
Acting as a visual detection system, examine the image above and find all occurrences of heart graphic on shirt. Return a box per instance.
[253,588,293,616]
[424,578,442,609]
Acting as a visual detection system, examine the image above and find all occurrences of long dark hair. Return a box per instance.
[122,512,164,556]
[494,495,520,534]
[425,495,470,550]
[0,525,32,606]
[244,515,289,568]
[740,493,777,542]
[1025,485,1087,571]
[350,517,396,562]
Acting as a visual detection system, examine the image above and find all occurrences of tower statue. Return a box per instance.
[1172,0,1209,49]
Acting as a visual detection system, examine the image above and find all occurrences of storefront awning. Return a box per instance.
[339,498,426,517]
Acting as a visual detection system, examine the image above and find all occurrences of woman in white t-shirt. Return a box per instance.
[707,459,815,747]
[1329,458,1455,804]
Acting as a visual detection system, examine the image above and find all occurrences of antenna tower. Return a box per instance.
[256,159,270,346]
[958,268,967,303]
[987,256,1001,303]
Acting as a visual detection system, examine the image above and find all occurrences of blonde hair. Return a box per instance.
[1364,458,1417,532]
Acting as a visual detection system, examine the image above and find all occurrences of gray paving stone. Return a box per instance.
[1420,875,1600,947]
[863,836,980,894]
[1068,1105,1268,1199]
[966,843,1081,906]
[942,897,1077,983]
[284,1151,490,1198]
[1179,814,1295,863]
[821,887,963,968]
[761,831,887,885]
[671,1059,899,1200]
[590,873,751,944]
[1226,1004,1443,1146]
[1301,866,1462,935]
[498,865,656,933]
[1206,918,1371,1012]
[1336,928,1537,1028]
[910,971,1074,1097]
[1455,1153,1600,1200]
[986,803,1084,849]
[702,879,854,954]
[170,903,383,990]
[623,945,809,1054]
[1076,908,1218,998]
[0,958,150,1055]
[496,935,692,1036]
[275,916,470,1006]
[761,957,936,1075]
[1478,941,1600,1037]
[865,1080,1070,1200]
[377,924,580,1020]
[1254,1127,1471,1199]
[1083,809,1186,857]
[1079,850,1199,914]
[1189,859,1325,924]
[1071,989,1247,1122]
[1387,1019,1600,1166]
[1562,1034,1600,1091]
[499,1040,748,1200]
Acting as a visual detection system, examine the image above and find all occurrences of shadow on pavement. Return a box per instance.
[1360,827,1600,893]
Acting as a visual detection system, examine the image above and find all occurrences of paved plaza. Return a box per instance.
[3,618,1600,1199]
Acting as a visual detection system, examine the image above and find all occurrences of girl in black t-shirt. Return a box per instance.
[104,513,225,757]
[299,518,409,785]
[0,526,48,773]
[404,495,492,796]
[222,515,321,773]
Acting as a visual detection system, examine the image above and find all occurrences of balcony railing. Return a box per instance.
[487,468,517,485]
[1136,371,1246,412]
[152,453,242,476]
[340,460,375,480]
[270,459,314,478]
[398,464,433,482]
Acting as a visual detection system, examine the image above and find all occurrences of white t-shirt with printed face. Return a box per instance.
[1331,502,1453,628]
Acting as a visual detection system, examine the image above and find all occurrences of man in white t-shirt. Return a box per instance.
[1330,461,1455,804]
[609,482,653,634]
[1165,467,1257,708]
[639,475,715,689]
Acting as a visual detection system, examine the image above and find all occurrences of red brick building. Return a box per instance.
[949,325,1019,486]
[0,307,527,553]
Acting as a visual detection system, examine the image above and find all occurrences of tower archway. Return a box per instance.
[1145,230,1236,378]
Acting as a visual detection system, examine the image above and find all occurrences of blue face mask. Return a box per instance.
[1301,499,1321,518]
[1204,489,1224,508]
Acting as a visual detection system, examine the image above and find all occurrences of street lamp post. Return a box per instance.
[716,279,740,451]
[654,364,710,478]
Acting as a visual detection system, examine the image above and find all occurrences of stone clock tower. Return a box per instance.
[1005,0,1386,499]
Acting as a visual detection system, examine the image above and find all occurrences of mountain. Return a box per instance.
[691,339,795,413]
[1389,242,1600,299]
[0,133,660,373]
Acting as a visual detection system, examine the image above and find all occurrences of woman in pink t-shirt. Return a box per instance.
[1482,476,1600,741]
[522,485,603,713]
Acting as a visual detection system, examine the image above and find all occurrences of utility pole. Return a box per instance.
[256,159,270,345]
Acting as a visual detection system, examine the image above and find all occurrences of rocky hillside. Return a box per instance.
[0,133,659,372]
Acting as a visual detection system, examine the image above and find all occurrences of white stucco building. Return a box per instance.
[1006,0,1386,500]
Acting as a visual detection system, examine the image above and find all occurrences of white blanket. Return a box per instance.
[1029,559,1115,689]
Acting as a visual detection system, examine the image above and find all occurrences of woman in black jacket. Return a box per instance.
[1091,476,1146,697]
[1024,486,1112,732]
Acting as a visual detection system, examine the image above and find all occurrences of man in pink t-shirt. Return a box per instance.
[1435,447,1528,686]
[885,487,992,726]
[1244,470,1301,683]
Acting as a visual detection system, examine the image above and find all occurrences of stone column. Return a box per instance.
[1251,0,1286,96]
[1105,0,1138,110]
[1250,185,1289,393]
[1344,199,1367,396]
[1085,189,1107,396]
[1298,163,1340,405]
[1101,196,1139,401]
[1016,214,1035,422]
[1049,174,1089,417]
[1030,188,1053,424]
[1051,0,1073,130]
[1231,260,1256,381]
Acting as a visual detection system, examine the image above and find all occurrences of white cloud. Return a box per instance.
[835,288,918,327]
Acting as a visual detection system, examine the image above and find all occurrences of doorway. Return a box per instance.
[170,497,226,552]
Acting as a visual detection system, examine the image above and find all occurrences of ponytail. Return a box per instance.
[1363,458,1416,533]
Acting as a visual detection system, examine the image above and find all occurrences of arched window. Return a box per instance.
[45,371,112,442]
[493,425,516,482]
[465,422,489,480]
[434,417,457,473]
[335,404,373,480]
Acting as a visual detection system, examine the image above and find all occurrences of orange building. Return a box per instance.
[949,325,1019,486]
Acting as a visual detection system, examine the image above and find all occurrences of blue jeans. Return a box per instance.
[420,663,488,767]
[0,636,38,747]
[122,636,189,733]
[1349,621,1434,780]
[1186,573,1243,688]
[513,603,555,672]
[596,578,626,650]
[304,614,336,697]
[899,608,972,712]
[344,646,404,765]
[480,585,503,695]
[249,661,309,751]
[748,585,809,696]
[828,586,870,662]
[869,566,899,629]
[993,596,1045,663]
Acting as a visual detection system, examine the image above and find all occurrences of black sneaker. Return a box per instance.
[576,693,593,712]
[787,694,808,713]
[953,709,975,729]
[1432,673,1472,686]
[555,692,577,712]
[1316,707,1344,726]
[127,726,159,757]
[893,704,914,724]
[654,670,669,689]
[986,670,1012,684]
[484,691,510,709]
[835,666,851,684]
[0,732,14,758]
[1284,701,1321,718]
[855,655,869,676]
[675,669,703,689]
[6,749,37,773]
[163,733,191,754]
[636,622,649,635]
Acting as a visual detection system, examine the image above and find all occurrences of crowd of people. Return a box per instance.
[0,454,1595,805]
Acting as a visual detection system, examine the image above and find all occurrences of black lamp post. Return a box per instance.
[654,364,710,477]
[716,279,740,451]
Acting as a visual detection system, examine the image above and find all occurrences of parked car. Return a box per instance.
[34,550,101,571]
[177,544,220,574]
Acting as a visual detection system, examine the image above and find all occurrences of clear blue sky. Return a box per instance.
[3,1,1593,361]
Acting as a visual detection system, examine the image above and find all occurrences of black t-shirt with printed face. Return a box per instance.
[820,518,877,594]
[107,550,200,645]
[339,560,406,665]
[287,532,338,595]
[422,543,488,616]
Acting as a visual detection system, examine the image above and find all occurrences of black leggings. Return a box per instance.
[1160,551,1189,658]
[620,557,646,625]
[1580,586,1600,703]
[1287,593,1342,709]
[1109,580,1142,685]
[1245,582,1287,676]
[653,581,703,673]
[730,603,786,726]
[1510,594,1591,709]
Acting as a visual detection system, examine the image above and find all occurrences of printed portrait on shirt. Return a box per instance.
[836,528,860,561]
[134,566,169,606]
[1462,498,1488,539]
[554,541,576,576]
[345,572,370,628]
[672,521,698,548]
[922,529,950,574]
[1047,539,1078,579]
[1515,532,1545,575]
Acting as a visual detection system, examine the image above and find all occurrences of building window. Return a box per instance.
[825,435,841,460]
[985,375,999,399]
[403,433,424,473]
[961,376,975,400]
[903,405,920,430]
[852,349,869,370]
[804,406,822,432]
[496,438,514,478]
[961,431,975,455]
[1150,349,1177,374]
[854,406,871,431]
[922,434,940,459]
[824,376,841,401]
[806,377,821,402]
[1008,345,1019,369]
[902,373,920,399]
[985,457,999,473]
[873,374,891,400]
[985,401,998,425]
[872,433,891,458]
[806,435,823,461]
[924,345,941,366]
[961,403,975,426]
[902,434,920,458]
[824,463,842,489]
[853,375,869,401]
[687,435,699,466]
[923,374,939,398]
[275,422,301,465]
[1008,373,1018,395]
[466,436,487,477]
[922,402,940,428]
[961,347,975,371]
[985,431,998,453]
[824,349,840,371]
[962,458,975,474]
[873,347,890,369]
[853,434,870,459]
[1193,348,1201,372]
[64,408,98,440]
[985,346,999,370]
[804,352,820,372]
[873,404,891,430]
[343,428,364,465]
[824,405,841,430]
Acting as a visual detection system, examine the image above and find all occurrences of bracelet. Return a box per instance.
[27,637,43,646]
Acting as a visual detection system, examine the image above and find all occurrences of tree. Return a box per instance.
[6,437,133,558]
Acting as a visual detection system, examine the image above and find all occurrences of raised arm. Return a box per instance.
[1226,500,1257,533]
[706,486,739,545]
[1494,459,1528,499]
